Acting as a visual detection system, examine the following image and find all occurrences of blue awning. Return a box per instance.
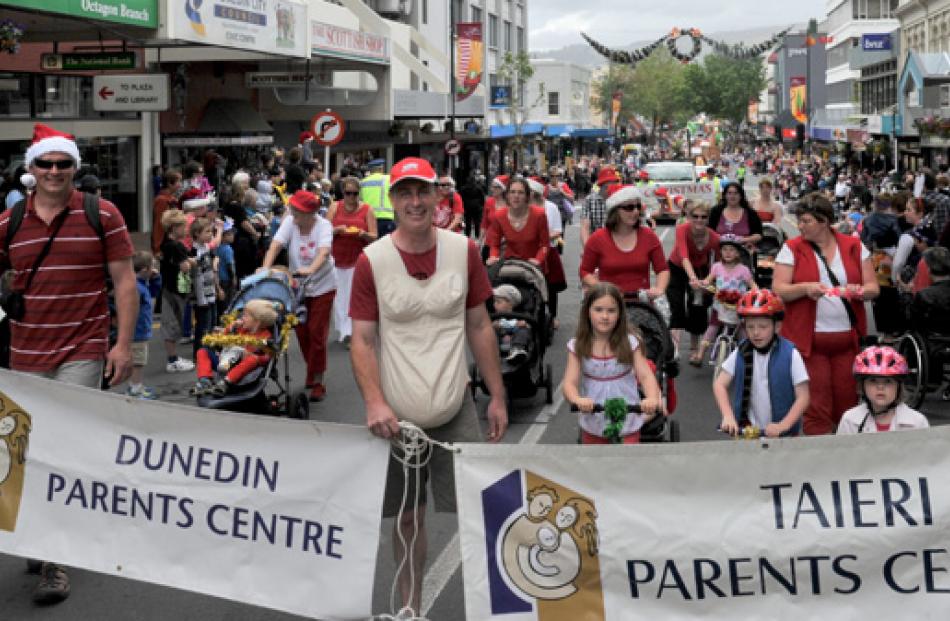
[489,123,543,138]
[572,128,609,139]
[811,127,833,141]
[543,124,577,137]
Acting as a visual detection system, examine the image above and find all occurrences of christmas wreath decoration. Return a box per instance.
[666,27,703,63]
[602,397,630,444]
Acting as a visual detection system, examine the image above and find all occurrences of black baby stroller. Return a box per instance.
[624,297,681,443]
[754,223,785,288]
[471,258,555,405]
[195,269,310,419]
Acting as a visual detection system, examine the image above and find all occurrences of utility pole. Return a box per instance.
[806,18,816,159]
[449,0,456,141]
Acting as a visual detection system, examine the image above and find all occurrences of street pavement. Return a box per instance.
[2,177,949,619]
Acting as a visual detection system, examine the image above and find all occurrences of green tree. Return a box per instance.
[685,55,766,125]
[626,47,689,140]
[591,63,637,129]
[498,51,543,170]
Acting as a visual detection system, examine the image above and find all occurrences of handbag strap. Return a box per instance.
[23,207,70,294]
[808,240,858,329]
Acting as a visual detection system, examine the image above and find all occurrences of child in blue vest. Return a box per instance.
[713,289,809,438]
[124,250,159,399]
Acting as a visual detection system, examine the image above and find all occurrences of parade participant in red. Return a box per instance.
[773,193,879,435]
[349,156,506,615]
[261,190,336,401]
[0,122,137,605]
[433,174,464,232]
[580,185,669,298]
[328,176,376,345]
[482,174,508,234]
[486,177,550,268]
[667,201,720,360]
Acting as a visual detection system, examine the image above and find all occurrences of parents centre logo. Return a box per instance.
[0,393,32,532]
[482,469,605,620]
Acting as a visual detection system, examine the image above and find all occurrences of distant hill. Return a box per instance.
[530,24,806,68]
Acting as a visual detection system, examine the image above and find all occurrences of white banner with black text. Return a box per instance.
[0,371,388,620]
[456,429,950,620]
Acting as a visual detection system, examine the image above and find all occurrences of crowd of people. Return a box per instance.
[4,122,950,616]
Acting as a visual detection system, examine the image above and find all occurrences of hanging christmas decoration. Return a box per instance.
[581,26,791,66]
[0,19,24,55]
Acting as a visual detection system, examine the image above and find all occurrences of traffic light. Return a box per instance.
[620,125,628,139]
[795,124,805,143]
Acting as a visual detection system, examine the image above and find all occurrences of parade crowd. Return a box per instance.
[1,123,950,615]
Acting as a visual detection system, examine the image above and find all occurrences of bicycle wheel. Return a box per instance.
[713,335,734,380]
[897,332,927,409]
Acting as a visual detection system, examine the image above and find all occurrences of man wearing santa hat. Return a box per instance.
[1,123,137,602]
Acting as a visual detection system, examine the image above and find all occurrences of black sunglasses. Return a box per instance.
[33,158,75,171]
[618,203,640,211]
[343,191,359,196]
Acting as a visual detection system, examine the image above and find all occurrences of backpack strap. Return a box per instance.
[4,199,26,255]
[83,191,105,242]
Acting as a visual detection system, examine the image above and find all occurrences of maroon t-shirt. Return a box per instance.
[350,237,491,322]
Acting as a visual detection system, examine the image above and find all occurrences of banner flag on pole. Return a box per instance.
[456,429,950,619]
[0,371,389,620]
[456,22,484,102]
[790,76,808,124]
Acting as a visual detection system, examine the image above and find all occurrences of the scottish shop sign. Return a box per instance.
[311,20,388,64]
[1,0,157,28]
[167,0,310,59]
[861,33,892,51]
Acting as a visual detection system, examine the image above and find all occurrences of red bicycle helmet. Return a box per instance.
[853,346,908,377]
[737,289,785,319]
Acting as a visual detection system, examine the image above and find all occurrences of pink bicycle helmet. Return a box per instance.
[852,346,908,377]
[737,289,785,319]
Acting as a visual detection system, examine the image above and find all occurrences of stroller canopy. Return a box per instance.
[234,270,296,314]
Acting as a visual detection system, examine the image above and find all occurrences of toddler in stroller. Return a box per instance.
[193,299,277,397]
[492,284,531,365]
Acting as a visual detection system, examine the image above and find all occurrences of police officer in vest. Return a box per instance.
[360,158,395,236]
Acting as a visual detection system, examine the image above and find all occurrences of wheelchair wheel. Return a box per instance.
[897,332,927,409]
[667,418,681,443]
[712,335,733,380]
[289,392,310,420]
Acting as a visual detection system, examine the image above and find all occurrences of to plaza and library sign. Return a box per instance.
[1,0,157,28]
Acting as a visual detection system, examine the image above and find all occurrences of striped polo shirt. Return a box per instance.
[0,190,134,372]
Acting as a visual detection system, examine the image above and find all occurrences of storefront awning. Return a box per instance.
[489,123,543,139]
[572,128,609,139]
[543,124,577,137]
[163,135,274,148]
[196,99,272,134]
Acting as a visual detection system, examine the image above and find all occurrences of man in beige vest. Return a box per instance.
[349,156,507,613]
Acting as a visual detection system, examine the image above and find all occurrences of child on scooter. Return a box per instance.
[563,282,662,444]
[713,289,809,438]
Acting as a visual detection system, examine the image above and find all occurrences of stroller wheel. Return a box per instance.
[289,392,310,420]
[668,419,681,443]
[544,363,553,404]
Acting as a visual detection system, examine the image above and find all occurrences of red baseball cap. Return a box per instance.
[289,190,320,213]
[389,157,438,188]
[596,166,620,186]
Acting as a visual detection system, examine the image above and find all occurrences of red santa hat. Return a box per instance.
[605,185,645,212]
[25,123,81,169]
[526,177,545,196]
[299,130,314,144]
[180,188,211,211]
[492,175,509,189]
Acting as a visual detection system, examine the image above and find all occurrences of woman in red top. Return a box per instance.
[666,201,720,363]
[434,175,464,232]
[328,176,377,345]
[773,193,879,435]
[580,185,669,298]
[480,175,507,261]
[486,178,550,268]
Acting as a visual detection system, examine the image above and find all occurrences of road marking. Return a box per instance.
[421,381,566,615]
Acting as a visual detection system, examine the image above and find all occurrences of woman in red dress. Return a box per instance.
[327,176,377,345]
[486,178,550,269]
[480,175,508,260]
[580,185,669,299]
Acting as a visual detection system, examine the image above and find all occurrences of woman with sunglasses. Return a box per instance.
[772,192,879,435]
[666,201,720,363]
[434,175,464,232]
[708,181,763,249]
[327,176,377,346]
[580,185,669,302]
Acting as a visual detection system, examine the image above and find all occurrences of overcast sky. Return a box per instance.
[528,0,829,49]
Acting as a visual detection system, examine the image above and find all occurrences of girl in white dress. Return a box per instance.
[563,282,662,444]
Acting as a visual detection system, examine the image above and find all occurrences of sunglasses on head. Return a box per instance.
[33,158,75,171]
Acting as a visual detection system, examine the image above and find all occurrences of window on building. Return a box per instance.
[504,20,512,51]
[471,6,482,23]
[941,84,950,109]
[548,91,560,116]
[488,14,498,47]
[453,0,464,21]
[517,26,524,53]
[422,0,428,25]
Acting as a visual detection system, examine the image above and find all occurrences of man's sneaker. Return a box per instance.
[166,358,195,373]
[178,336,193,345]
[210,379,230,397]
[125,385,158,400]
[33,563,70,605]
[506,348,528,365]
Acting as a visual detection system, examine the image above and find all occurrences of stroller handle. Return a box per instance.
[570,403,643,413]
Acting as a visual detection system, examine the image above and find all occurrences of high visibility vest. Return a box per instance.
[360,172,394,220]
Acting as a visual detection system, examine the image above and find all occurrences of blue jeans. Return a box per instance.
[192,305,217,357]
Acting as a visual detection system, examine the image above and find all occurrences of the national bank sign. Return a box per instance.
[862,33,892,51]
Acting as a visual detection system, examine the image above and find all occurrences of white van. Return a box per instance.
[641,162,716,222]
